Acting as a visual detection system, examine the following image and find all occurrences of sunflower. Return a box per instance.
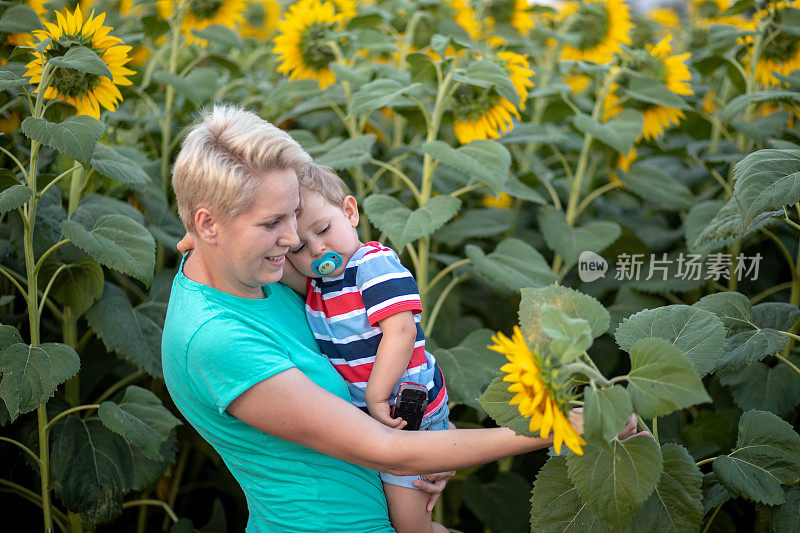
[557,0,632,64]
[610,148,636,184]
[273,0,351,89]
[451,0,534,41]
[649,7,679,29]
[452,51,533,144]
[482,192,514,208]
[604,36,693,141]
[752,1,800,87]
[22,7,134,118]
[689,0,753,28]
[156,0,247,43]
[240,0,281,39]
[488,326,585,455]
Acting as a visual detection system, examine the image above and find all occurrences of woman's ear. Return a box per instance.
[194,208,219,245]
[342,195,360,227]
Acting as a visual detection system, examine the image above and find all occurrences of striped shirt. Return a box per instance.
[305,242,447,418]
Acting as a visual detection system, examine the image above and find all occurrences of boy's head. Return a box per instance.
[289,164,361,278]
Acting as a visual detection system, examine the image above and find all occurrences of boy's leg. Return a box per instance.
[382,481,448,533]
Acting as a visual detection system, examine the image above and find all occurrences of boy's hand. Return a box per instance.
[177,233,195,253]
[367,399,406,429]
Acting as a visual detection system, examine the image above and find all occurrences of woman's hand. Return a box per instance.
[571,408,650,441]
[412,470,455,512]
[618,413,650,440]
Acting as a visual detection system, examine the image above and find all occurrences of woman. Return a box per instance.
[162,104,636,532]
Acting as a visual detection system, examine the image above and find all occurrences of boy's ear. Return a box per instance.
[194,207,219,245]
[343,195,359,227]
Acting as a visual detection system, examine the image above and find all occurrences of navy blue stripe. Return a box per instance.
[317,265,357,291]
[361,277,420,311]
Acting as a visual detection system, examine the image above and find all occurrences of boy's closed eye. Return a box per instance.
[290,243,305,254]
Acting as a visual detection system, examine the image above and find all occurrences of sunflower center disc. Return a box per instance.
[188,0,223,20]
[570,2,611,51]
[300,23,336,70]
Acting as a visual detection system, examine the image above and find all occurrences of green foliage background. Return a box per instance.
[1,0,800,531]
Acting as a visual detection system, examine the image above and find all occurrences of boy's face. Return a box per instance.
[288,189,362,278]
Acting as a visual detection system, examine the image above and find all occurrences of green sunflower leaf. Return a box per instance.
[627,443,704,533]
[0,5,43,33]
[422,140,511,195]
[712,410,800,505]
[455,59,520,107]
[433,329,504,411]
[363,194,460,249]
[0,184,32,215]
[477,376,534,436]
[51,416,135,524]
[190,24,242,48]
[614,305,726,376]
[731,149,800,230]
[21,115,105,168]
[771,486,800,533]
[572,109,643,154]
[349,78,420,115]
[720,90,800,121]
[519,284,610,342]
[153,68,217,106]
[49,45,112,80]
[693,291,754,333]
[691,198,780,250]
[98,386,181,461]
[566,435,664,531]
[538,206,621,273]
[38,257,104,317]
[91,144,152,185]
[622,74,691,110]
[465,238,558,292]
[583,385,633,444]
[0,70,28,91]
[61,214,155,285]
[718,358,800,417]
[315,134,376,169]
[85,283,163,378]
[541,305,592,364]
[0,342,79,420]
[624,337,711,418]
[530,455,613,533]
[617,163,694,210]
[463,472,531,533]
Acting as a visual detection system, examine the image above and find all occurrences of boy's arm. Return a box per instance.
[280,259,308,296]
[365,310,417,428]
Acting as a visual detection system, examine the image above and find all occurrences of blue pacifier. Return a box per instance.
[311,251,343,276]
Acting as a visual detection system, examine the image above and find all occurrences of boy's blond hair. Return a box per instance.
[172,104,312,233]
[297,164,350,207]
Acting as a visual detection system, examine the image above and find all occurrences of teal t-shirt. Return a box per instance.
[162,257,392,533]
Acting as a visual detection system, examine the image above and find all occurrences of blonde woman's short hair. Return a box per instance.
[297,164,350,207]
[172,104,312,233]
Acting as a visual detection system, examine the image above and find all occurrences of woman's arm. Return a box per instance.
[227,367,561,476]
[280,260,308,295]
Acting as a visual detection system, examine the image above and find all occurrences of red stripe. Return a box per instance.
[306,289,366,317]
[332,361,373,383]
[409,345,427,367]
[424,381,447,416]
[368,300,422,326]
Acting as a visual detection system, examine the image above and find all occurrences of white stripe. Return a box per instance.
[312,328,383,344]
[360,271,412,291]
[320,285,361,299]
[366,295,421,317]
[329,355,376,367]
[327,308,367,322]
[350,249,393,267]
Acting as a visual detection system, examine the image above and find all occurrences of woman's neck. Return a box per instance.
[183,248,265,299]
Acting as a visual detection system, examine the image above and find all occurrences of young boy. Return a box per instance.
[282,164,450,533]
[179,164,450,533]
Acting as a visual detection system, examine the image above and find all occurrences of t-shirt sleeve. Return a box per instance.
[355,246,422,327]
[185,316,296,415]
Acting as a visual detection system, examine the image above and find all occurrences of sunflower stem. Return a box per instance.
[161,1,186,199]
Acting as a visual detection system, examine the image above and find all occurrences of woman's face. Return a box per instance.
[214,168,301,298]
